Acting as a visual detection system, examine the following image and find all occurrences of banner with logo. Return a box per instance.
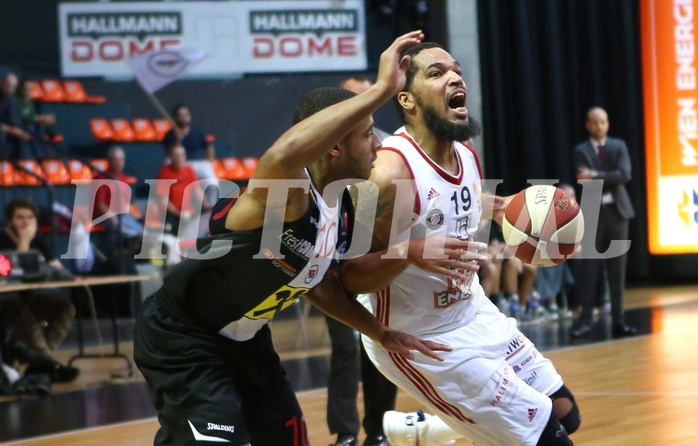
[58,1,366,77]
[640,0,698,254]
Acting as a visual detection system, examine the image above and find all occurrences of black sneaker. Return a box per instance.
[329,434,358,446]
[25,363,80,383]
[363,435,388,446]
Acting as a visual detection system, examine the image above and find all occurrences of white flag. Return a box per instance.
[127,45,206,94]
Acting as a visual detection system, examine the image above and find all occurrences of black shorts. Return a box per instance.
[134,293,308,445]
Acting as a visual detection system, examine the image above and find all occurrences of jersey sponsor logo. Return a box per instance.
[521,370,539,386]
[245,284,309,320]
[528,408,538,422]
[455,216,470,239]
[280,228,316,259]
[505,332,529,359]
[305,264,319,283]
[489,367,514,407]
[261,248,298,277]
[426,208,445,230]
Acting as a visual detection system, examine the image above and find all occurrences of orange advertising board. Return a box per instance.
[641,0,698,253]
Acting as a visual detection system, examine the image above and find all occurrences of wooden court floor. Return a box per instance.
[2,284,698,445]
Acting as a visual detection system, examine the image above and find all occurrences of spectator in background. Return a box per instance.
[92,145,143,239]
[0,72,31,159]
[15,77,58,159]
[322,75,398,446]
[0,198,79,383]
[156,145,210,266]
[571,106,636,339]
[162,104,218,206]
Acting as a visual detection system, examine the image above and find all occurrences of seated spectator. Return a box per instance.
[0,198,79,383]
[162,104,218,206]
[15,77,58,159]
[0,72,31,159]
[156,145,210,266]
[92,145,144,239]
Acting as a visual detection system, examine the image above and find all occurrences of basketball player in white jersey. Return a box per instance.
[338,42,581,445]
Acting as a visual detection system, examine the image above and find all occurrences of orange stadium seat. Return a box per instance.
[206,134,216,143]
[212,158,227,179]
[110,119,135,142]
[41,159,71,185]
[132,118,158,141]
[40,79,66,102]
[152,119,172,141]
[30,81,44,100]
[90,118,114,142]
[15,160,46,186]
[242,157,259,177]
[221,157,248,181]
[90,158,109,173]
[0,161,16,186]
[63,80,106,103]
[66,159,93,180]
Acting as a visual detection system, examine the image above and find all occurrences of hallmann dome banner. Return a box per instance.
[58,0,367,78]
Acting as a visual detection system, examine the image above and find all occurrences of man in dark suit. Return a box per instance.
[571,106,637,338]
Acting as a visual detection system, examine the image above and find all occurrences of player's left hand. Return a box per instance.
[379,329,452,361]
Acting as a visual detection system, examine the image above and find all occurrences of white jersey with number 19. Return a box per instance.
[363,127,485,337]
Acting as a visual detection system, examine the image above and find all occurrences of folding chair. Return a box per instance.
[16,160,46,186]
[66,159,93,181]
[242,156,259,177]
[0,161,16,186]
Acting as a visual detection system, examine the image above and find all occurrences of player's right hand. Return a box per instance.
[378,328,452,361]
[375,30,424,97]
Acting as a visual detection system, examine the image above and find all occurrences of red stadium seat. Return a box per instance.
[90,158,109,173]
[152,119,172,141]
[0,161,16,186]
[242,157,259,177]
[132,118,158,141]
[221,157,248,181]
[41,159,71,185]
[90,118,114,142]
[40,79,66,102]
[63,80,106,103]
[212,158,227,179]
[110,118,136,142]
[29,81,44,100]
[15,160,46,186]
[66,159,93,181]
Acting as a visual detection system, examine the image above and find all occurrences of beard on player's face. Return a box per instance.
[421,106,482,142]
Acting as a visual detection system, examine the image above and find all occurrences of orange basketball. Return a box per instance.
[502,185,584,267]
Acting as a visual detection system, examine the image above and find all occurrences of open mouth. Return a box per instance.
[448,92,467,113]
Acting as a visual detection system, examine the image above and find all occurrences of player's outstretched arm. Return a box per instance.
[225,30,424,230]
[306,274,451,361]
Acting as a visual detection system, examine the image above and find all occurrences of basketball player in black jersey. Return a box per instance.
[134,31,488,446]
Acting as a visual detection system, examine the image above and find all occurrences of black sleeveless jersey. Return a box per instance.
[157,182,355,339]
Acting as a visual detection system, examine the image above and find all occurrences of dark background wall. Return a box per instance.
[2,0,696,283]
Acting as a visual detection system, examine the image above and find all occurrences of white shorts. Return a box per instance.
[362,298,564,446]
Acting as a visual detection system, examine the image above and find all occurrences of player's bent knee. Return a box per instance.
[551,385,581,434]
[536,411,573,446]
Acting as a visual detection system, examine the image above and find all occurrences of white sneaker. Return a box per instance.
[383,410,456,446]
